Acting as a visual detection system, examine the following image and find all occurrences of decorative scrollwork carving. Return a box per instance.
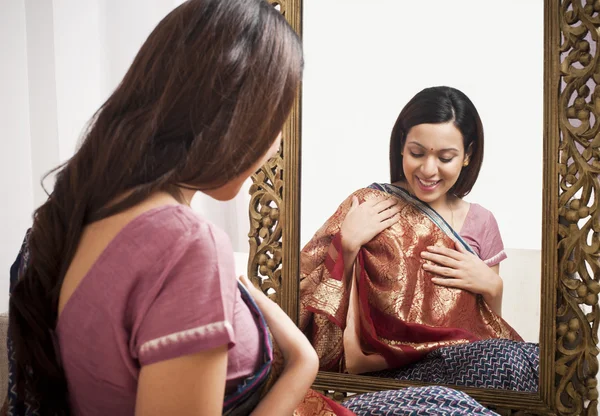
[248,0,301,316]
[248,154,283,302]
[247,0,298,307]
[556,1,600,415]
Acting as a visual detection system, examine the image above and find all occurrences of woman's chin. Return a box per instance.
[416,194,437,204]
[409,181,442,203]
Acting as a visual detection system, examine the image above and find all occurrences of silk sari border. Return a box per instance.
[367,183,477,256]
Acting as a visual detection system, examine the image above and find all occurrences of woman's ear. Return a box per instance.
[464,143,474,163]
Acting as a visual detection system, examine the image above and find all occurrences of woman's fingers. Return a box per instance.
[373,197,398,213]
[431,275,466,289]
[378,203,401,221]
[425,245,463,261]
[453,240,469,253]
[238,275,256,293]
[378,212,401,232]
[422,262,458,277]
[349,195,360,212]
[421,251,460,269]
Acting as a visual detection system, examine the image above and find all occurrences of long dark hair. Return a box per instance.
[8,0,303,413]
[389,86,484,197]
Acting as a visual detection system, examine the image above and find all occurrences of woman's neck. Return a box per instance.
[391,180,448,208]
[390,180,462,228]
[179,188,197,206]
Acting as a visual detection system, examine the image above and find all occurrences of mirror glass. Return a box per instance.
[299,0,543,391]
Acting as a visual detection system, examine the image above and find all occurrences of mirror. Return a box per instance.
[298,0,543,391]
[249,0,600,413]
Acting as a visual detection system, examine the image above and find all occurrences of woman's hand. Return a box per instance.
[237,275,318,416]
[421,241,503,316]
[340,195,402,255]
[239,274,260,296]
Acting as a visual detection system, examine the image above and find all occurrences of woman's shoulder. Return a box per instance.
[112,204,230,259]
[365,182,409,197]
[465,202,498,225]
[342,183,395,201]
[367,182,386,191]
[462,202,506,265]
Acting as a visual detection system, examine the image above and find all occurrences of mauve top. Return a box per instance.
[460,203,507,266]
[56,205,261,415]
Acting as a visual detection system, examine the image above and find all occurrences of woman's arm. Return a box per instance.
[338,195,400,373]
[240,276,318,416]
[483,264,503,316]
[135,279,319,416]
[136,346,228,416]
[343,265,388,374]
[340,195,400,285]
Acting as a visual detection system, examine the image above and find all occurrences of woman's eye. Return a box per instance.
[440,157,454,163]
[410,152,424,158]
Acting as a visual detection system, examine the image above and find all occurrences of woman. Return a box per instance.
[300,87,537,389]
[3,1,355,414]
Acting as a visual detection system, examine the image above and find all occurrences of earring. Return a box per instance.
[463,159,469,167]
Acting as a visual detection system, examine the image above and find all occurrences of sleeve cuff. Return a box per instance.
[138,320,234,366]
[484,250,507,267]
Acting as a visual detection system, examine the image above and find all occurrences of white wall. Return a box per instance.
[301,0,543,342]
[24,0,60,208]
[52,0,106,162]
[52,0,251,249]
[0,2,34,313]
[0,0,251,313]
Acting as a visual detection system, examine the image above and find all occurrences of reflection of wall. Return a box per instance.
[302,0,543,342]
[501,249,541,342]
[301,0,544,251]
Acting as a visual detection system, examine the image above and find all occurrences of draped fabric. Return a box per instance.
[300,184,522,372]
[342,386,500,416]
[368,339,539,392]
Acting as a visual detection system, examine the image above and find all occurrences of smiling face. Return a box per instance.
[402,122,470,209]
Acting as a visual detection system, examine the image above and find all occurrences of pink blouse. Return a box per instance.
[56,205,261,416]
[459,203,507,266]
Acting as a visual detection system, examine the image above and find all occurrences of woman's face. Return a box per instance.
[203,132,282,201]
[402,122,469,207]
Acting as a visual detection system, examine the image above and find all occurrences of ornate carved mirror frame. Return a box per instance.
[247,1,600,414]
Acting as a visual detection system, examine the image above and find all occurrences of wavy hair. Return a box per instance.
[8,0,303,413]
[389,86,484,197]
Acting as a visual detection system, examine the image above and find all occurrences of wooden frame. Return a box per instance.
[248,1,600,414]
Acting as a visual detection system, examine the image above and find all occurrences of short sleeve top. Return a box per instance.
[56,205,261,416]
[460,203,507,267]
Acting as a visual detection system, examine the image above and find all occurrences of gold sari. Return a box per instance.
[299,184,522,372]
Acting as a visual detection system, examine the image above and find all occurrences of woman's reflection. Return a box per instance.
[299,86,539,391]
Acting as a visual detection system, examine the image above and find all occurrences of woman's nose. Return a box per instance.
[420,157,438,177]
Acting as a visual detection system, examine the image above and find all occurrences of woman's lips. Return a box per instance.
[416,177,441,192]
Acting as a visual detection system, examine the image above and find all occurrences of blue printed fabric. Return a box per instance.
[6,231,37,416]
[367,339,539,392]
[342,386,499,416]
